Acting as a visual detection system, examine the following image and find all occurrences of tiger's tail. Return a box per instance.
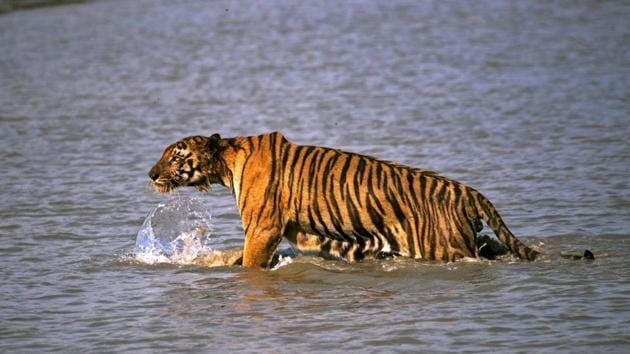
[473,190,539,261]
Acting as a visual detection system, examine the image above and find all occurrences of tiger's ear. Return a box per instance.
[207,133,221,152]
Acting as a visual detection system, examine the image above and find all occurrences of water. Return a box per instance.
[1,0,629,352]
[135,193,214,264]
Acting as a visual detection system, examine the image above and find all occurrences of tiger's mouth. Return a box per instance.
[151,179,178,193]
[151,177,210,194]
[191,176,211,193]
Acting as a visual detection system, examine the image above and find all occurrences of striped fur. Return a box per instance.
[149,132,538,268]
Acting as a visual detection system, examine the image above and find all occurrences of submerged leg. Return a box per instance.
[477,234,510,260]
[242,227,283,268]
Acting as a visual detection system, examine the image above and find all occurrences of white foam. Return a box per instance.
[271,255,294,270]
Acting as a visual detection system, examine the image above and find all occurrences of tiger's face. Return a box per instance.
[148,134,221,193]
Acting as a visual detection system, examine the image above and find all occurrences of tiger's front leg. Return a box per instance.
[243,225,325,267]
[242,226,283,268]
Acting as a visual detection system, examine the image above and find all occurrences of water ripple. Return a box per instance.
[1,0,629,352]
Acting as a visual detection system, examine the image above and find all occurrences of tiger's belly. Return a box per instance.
[290,192,417,260]
[289,229,406,262]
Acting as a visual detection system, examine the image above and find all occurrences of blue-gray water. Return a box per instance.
[1,0,629,352]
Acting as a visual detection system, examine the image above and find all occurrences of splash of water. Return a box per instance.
[135,193,214,265]
[271,255,294,270]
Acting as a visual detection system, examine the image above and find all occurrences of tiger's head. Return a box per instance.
[148,134,223,193]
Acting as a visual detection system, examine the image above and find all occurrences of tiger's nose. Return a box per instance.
[149,168,159,181]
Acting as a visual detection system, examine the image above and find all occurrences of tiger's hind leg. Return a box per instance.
[477,234,510,260]
[426,212,480,262]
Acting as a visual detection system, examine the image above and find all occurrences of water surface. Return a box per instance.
[1,0,629,352]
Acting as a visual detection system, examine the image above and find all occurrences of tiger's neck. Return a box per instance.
[215,133,286,205]
[211,137,251,197]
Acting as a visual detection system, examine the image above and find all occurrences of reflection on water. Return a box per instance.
[0,0,628,352]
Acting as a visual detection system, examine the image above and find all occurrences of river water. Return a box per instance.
[1,0,629,352]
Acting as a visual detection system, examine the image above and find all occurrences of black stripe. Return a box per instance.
[387,228,401,254]
[321,239,332,255]
[436,181,448,202]
[309,151,337,239]
[381,165,389,190]
[283,145,298,206]
[295,146,316,189]
[376,163,384,189]
[451,183,463,211]
[320,150,339,193]
[338,155,353,199]
[237,157,255,213]
[295,146,317,211]
[416,176,429,257]
[353,157,366,207]
[286,145,304,205]
[389,166,401,192]
[306,206,318,235]
[288,145,306,183]
[309,149,327,192]
[407,172,422,210]
[357,157,367,181]
[307,150,325,210]
[325,158,348,239]
[386,188,406,225]
[281,141,291,167]
[370,191,385,214]
[339,155,353,186]
[238,151,257,204]
[246,137,254,154]
[318,153,347,239]
[353,238,366,261]
[264,135,278,200]
[345,187,369,240]
[366,197,386,235]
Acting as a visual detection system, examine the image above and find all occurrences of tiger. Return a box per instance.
[148,132,539,268]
